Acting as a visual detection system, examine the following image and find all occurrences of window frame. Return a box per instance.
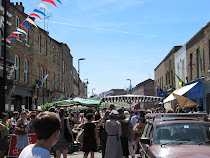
[24,60,28,83]
[15,55,20,81]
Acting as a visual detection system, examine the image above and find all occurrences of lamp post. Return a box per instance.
[127,79,132,94]
[92,88,95,97]
[78,58,85,97]
[83,79,89,98]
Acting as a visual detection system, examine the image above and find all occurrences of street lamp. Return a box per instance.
[92,88,95,97]
[78,58,86,97]
[83,79,89,98]
[127,79,132,94]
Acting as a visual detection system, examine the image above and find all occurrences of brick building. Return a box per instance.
[131,79,154,96]
[154,46,182,97]
[185,22,210,112]
[0,2,84,112]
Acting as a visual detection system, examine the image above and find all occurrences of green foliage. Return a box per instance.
[40,102,52,111]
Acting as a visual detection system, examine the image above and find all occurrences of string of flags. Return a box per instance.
[6,0,63,42]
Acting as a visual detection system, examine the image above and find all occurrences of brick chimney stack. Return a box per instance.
[15,2,25,13]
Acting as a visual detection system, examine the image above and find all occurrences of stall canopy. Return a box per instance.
[102,94,163,103]
[163,82,198,103]
[73,97,101,107]
[172,93,198,108]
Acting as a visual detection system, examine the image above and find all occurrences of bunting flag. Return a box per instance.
[33,9,47,17]
[9,34,20,39]
[175,74,185,87]
[20,24,30,31]
[29,13,42,20]
[38,3,50,12]
[6,37,15,41]
[7,0,62,42]
[23,22,32,31]
[16,28,27,35]
[25,17,38,28]
[12,31,23,35]
[42,0,57,7]
[56,0,62,4]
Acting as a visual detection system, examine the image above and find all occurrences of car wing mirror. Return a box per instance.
[140,137,151,145]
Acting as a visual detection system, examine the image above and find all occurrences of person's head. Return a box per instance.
[20,110,27,119]
[117,108,124,118]
[33,111,61,145]
[86,113,94,121]
[110,110,119,120]
[79,113,84,118]
[166,108,174,113]
[2,112,9,120]
[108,103,115,111]
[59,108,65,117]
[124,111,130,119]
[29,113,36,122]
[13,111,19,118]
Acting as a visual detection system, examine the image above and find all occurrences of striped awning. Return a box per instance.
[102,94,163,103]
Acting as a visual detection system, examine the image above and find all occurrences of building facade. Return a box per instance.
[154,46,182,97]
[0,2,84,112]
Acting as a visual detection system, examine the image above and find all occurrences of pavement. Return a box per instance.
[53,151,141,158]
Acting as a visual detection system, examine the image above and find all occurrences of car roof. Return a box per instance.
[145,113,209,123]
[154,120,210,126]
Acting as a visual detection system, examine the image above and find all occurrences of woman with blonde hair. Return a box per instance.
[15,110,30,150]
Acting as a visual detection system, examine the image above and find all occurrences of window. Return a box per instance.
[25,29,29,45]
[197,48,201,78]
[40,67,44,80]
[38,35,41,53]
[24,60,28,83]
[44,40,47,57]
[62,82,65,93]
[53,74,55,90]
[182,60,185,83]
[45,70,48,88]
[15,55,20,81]
[63,61,65,73]
[16,16,20,37]
[190,54,193,80]
[57,76,59,90]
[57,50,59,64]
[53,47,55,62]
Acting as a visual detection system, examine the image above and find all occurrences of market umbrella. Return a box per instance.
[172,93,198,108]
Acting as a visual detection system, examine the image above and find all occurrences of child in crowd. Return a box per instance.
[19,111,61,158]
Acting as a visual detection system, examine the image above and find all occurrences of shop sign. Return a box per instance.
[8,133,37,157]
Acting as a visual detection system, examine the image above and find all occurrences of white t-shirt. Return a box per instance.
[19,144,50,158]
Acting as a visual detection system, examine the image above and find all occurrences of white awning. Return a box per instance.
[163,82,198,103]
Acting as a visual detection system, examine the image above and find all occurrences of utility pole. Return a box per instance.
[1,0,8,118]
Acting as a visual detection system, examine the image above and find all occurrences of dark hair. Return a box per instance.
[13,111,19,117]
[117,108,124,114]
[108,104,115,111]
[86,113,94,121]
[2,112,8,118]
[59,108,65,118]
[33,111,60,140]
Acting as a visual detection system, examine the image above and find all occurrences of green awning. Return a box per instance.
[73,97,101,107]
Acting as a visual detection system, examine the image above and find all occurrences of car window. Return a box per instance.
[153,123,210,145]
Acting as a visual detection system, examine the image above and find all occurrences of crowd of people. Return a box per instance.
[0,104,207,158]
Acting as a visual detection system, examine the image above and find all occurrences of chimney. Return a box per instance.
[15,2,25,13]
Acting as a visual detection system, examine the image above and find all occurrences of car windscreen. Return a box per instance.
[153,123,210,145]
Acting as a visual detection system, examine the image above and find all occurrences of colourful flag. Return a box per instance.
[41,74,48,87]
[175,74,185,87]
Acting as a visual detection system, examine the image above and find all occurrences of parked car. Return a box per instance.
[140,113,210,158]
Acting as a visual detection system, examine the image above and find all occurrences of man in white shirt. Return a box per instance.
[19,111,61,158]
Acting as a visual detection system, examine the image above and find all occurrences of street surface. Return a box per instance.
[51,151,141,158]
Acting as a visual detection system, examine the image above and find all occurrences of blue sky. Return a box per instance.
[11,0,210,96]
